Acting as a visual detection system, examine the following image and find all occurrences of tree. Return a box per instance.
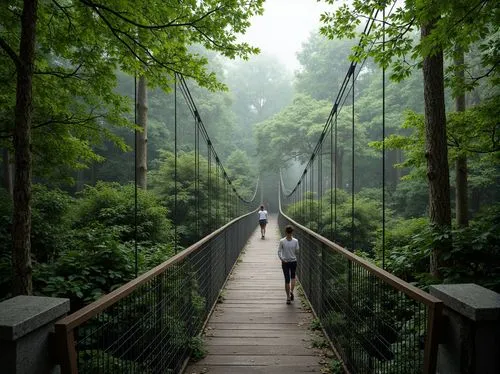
[421,17,451,276]
[225,53,294,153]
[255,94,370,190]
[1,0,39,295]
[0,0,264,294]
[319,0,499,277]
[295,33,357,101]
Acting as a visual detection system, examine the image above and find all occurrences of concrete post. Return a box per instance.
[430,283,500,374]
[0,295,70,374]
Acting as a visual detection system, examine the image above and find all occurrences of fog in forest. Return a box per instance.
[1,0,498,314]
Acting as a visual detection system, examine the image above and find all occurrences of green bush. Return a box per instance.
[31,184,73,263]
[374,217,431,281]
[71,181,173,244]
[34,226,136,310]
[391,179,428,218]
[441,204,500,292]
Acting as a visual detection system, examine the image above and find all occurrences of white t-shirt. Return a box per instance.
[258,210,268,220]
[277,237,299,262]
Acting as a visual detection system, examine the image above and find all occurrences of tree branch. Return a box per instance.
[447,133,461,148]
[79,0,223,29]
[0,36,21,69]
[190,24,237,52]
[468,61,500,83]
[32,113,105,130]
[52,0,76,34]
[34,63,84,79]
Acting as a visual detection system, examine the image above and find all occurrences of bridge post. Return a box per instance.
[430,284,500,374]
[0,295,70,374]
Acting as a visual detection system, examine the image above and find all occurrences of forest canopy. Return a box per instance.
[0,0,499,304]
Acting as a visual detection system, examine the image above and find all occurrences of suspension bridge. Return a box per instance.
[51,20,444,371]
[2,0,499,372]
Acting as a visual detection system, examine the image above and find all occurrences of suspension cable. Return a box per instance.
[175,73,258,204]
[382,6,386,269]
[174,74,178,253]
[282,9,378,198]
[134,75,138,277]
[351,66,355,252]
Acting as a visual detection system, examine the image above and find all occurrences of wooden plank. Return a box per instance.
[207,323,304,330]
[205,337,315,346]
[201,345,322,356]
[186,365,320,374]
[191,355,320,366]
[205,329,317,338]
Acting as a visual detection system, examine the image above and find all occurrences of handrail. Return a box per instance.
[55,208,259,374]
[282,214,440,307]
[278,187,442,373]
[56,209,257,331]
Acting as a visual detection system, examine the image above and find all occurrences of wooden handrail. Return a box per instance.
[278,210,442,307]
[55,209,257,331]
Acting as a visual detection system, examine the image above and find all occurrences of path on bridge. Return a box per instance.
[185,215,329,374]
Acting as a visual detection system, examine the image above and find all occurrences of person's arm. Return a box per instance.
[277,240,284,261]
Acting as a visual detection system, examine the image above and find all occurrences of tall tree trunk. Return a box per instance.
[136,76,148,189]
[3,148,13,197]
[454,49,468,227]
[12,0,39,295]
[421,20,452,278]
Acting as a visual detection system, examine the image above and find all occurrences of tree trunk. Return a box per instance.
[454,49,468,227]
[421,20,452,278]
[136,76,148,189]
[12,0,39,295]
[2,148,13,197]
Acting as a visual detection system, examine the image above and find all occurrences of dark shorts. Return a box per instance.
[281,261,297,283]
[259,219,267,227]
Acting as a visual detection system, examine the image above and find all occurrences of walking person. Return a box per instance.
[278,225,299,305]
[258,205,268,239]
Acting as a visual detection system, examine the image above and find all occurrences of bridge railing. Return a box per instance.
[54,210,257,374]
[278,212,442,374]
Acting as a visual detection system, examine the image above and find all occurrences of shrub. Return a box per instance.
[373,217,430,281]
[31,184,73,263]
[71,182,172,244]
[34,226,136,310]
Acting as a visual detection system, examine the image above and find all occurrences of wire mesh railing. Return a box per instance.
[278,200,442,374]
[55,210,257,374]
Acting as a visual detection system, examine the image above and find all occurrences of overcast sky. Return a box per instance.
[240,0,333,72]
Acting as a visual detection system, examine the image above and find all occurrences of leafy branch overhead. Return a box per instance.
[0,0,264,176]
[71,0,264,90]
[319,0,499,87]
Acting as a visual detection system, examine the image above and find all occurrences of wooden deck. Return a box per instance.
[185,215,328,373]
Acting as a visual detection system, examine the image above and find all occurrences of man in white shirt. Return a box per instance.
[277,225,299,304]
[258,205,268,239]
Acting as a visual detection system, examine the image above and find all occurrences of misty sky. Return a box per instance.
[241,0,333,72]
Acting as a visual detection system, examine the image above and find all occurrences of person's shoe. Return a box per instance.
[286,298,291,305]
[290,292,294,301]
